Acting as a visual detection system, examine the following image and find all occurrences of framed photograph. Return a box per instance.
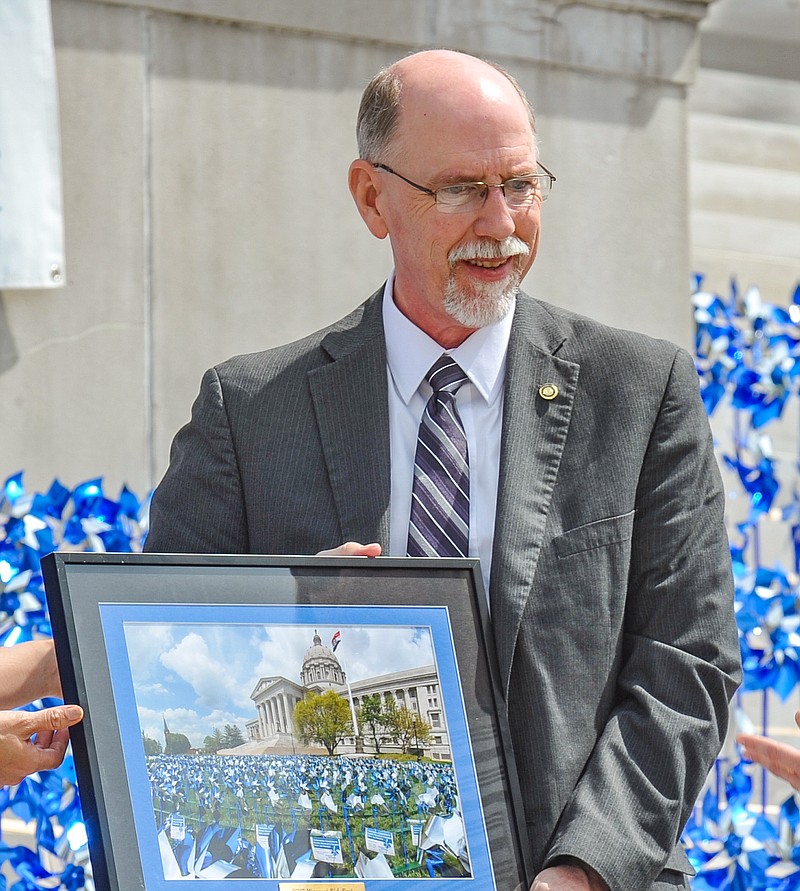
[43,553,532,891]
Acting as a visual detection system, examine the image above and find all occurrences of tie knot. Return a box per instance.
[426,356,469,396]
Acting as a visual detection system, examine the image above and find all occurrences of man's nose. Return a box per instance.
[472,185,516,240]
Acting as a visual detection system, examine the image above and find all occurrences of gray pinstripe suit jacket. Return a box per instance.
[146,289,741,890]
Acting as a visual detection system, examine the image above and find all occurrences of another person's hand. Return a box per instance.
[0,704,84,786]
[316,541,382,557]
[0,639,62,710]
[531,861,608,891]
[737,711,800,790]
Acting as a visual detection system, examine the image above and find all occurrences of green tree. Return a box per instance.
[294,689,353,756]
[381,696,400,748]
[222,724,245,748]
[165,731,192,755]
[392,706,431,756]
[409,712,432,758]
[358,693,388,754]
[203,727,225,753]
[142,733,162,756]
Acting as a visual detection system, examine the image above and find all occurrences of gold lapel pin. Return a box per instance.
[538,383,559,400]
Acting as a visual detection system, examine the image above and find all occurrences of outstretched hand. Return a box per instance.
[0,704,84,786]
[738,710,800,790]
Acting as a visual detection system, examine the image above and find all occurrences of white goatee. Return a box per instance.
[444,236,529,328]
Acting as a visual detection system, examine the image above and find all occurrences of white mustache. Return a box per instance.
[448,237,530,266]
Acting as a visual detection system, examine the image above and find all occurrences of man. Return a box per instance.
[0,639,83,785]
[146,50,741,890]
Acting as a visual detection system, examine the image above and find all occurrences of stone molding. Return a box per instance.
[567,0,715,22]
[88,0,716,26]
[81,0,715,83]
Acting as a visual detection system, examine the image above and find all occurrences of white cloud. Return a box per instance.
[123,624,175,679]
[339,626,435,682]
[136,682,169,697]
[160,632,242,711]
[254,625,321,683]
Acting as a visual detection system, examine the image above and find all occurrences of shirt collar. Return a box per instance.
[382,270,514,405]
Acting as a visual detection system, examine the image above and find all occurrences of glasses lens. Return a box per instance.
[435,183,484,212]
[504,178,540,205]
[537,175,553,201]
[434,173,553,213]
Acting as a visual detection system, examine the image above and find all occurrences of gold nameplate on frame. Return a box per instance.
[279,885,365,891]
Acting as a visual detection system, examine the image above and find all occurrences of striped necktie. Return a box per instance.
[407,356,470,558]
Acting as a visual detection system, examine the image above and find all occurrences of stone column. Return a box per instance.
[266,698,273,733]
[259,703,268,739]
[283,694,292,733]
[271,698,280,733]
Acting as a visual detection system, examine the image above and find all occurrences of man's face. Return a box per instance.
[373,62,541,347]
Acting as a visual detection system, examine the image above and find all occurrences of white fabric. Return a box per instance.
[383,271,513,596]
[0,0,65,287]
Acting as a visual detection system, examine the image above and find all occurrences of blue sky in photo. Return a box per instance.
[123,620,436,748]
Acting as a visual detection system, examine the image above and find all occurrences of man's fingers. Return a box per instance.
[25,704,84,735]
[316,541,382,557]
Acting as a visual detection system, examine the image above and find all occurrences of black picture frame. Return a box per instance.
[43,552,532,891]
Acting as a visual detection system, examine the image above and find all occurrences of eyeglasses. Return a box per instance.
[372,162,556,213]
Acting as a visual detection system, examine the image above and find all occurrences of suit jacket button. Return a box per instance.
[538,383,559,400]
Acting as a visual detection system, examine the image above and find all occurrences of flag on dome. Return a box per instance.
[331,629,341,652]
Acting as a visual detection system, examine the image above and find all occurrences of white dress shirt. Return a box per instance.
[382,272,514,597]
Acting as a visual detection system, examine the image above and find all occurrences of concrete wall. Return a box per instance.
[690,0,800,301]
[0,0,713,497]
[689,0,800,783]
[690,0,800,636]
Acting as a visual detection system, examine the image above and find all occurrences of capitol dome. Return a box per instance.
[300,630,346,690]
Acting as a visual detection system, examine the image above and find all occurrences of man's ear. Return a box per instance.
[348,160,389,239]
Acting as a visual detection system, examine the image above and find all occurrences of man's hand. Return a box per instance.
[738,710,800,790]
[531,861,608,891]
[316,542,382,557]
[0,704,84,786]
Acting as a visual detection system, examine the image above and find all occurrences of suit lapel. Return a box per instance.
[309,291,392,550]
[306,289,578,685]
[490,297,580,697]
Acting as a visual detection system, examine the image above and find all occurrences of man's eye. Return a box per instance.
[505,178,537,197]
[438,183,480,200]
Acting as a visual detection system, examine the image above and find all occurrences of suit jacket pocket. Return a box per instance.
[553,510,635,559]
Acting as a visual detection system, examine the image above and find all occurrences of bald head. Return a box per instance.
[348,49,542,347]
[356,50,537,164]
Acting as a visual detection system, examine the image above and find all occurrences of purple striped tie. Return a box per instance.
[407,356,470,558]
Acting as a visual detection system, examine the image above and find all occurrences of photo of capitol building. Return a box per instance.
[241,631,452,761]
